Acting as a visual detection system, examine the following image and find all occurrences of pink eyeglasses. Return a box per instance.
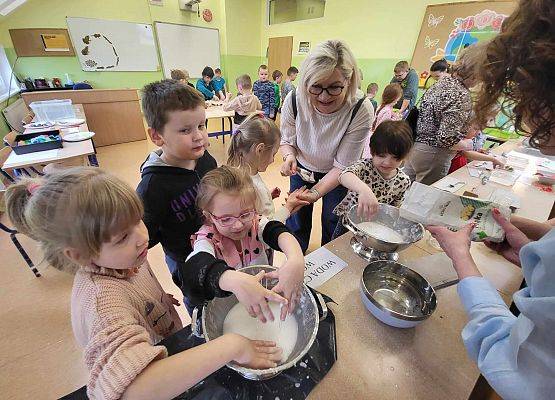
[207,210,257,227]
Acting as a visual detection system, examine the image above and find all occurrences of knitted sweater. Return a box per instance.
[71,262,182,400]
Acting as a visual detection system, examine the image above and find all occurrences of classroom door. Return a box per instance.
[267,36,293,77]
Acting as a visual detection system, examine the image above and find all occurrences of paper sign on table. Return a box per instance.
[435,176,466,193]
[303,247,348,289]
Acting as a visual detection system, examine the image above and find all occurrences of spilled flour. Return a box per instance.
[356,221,404,243]
[223,302,299,363]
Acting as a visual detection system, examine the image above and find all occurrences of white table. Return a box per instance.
[2,105,97,170]
[205,105,234,143]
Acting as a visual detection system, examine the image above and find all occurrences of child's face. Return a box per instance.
[206,193,256,241]
[148,105,208,162]
[259,69,269,82]
[466,125,480,139]
[215,72,221,79]
[93,221,149,269]
[289,73,298,82]
[203,75,212,84]
[367,90,377,99]
[258,145,279,172]
[275,75,283,84]
[371,153,403,177]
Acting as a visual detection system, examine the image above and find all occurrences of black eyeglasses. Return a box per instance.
[308,84,345,96]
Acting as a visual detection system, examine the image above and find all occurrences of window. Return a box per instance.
[0,46,20,102]
[268,0,326,25]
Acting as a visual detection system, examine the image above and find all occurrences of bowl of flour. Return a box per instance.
[194,265,322,380]
[344,203,424,254]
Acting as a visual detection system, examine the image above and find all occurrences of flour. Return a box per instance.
[223,302,299,363]
[356,221,405,243]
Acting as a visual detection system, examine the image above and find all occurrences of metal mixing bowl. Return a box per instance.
[194,265,323,380]
[344,203,424,254]
[360,260,437,328]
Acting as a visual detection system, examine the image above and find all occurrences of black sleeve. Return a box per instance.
[262,220,291,251]
[173,252,233,306]
[136,176,164,249]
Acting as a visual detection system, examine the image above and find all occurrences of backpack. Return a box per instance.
[291,88,366,126]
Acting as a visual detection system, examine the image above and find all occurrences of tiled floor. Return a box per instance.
[0,127,323,399]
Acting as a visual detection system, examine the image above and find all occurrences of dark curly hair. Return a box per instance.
[473,0,555,149]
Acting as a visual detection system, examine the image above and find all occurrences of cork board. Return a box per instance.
[9,28,75,57]
[411,1,516,84]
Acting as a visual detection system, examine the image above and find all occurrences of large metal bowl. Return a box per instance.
[360,260,437,328]
[344,203,424,254]
[194,265,323,380]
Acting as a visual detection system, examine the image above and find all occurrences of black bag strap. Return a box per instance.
[292,88,366,127]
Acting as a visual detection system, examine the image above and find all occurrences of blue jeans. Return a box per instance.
[165,255,195,316]
[286,164,347,253]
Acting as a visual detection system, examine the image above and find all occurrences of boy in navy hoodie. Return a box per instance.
[137,80,217,311]
[253,64,275,118]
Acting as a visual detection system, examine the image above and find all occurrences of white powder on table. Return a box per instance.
[223,302,298,363]
[356,221,405,243]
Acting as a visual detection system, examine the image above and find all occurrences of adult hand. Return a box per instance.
[284,187,310,214]
[427,223,474,261]
[296,187,319,204]
[484,209,531,267]
[280,154,297,176]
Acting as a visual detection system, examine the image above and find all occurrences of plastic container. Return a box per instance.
[29,99,75,123]
[12,130,63,155]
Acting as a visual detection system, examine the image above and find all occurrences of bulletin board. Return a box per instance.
[66,17,159,72]
[9,28,75,57]
[411,1,516,81]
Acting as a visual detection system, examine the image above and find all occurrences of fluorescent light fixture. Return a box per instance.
[0,0,27,16]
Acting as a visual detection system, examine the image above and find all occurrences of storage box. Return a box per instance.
[12,130,63,155]
[29,99,75,123]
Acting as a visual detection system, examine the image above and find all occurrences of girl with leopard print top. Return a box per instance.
[332,121,414,238]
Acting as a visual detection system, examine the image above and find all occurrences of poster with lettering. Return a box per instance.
[303,247,348,289]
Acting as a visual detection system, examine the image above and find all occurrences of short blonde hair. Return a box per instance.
[298,40,360,109]
[227,114,280,168]
[236,74,252,89]
[170,69,189,81]
[196,166,258,213]
[5,167,143,273]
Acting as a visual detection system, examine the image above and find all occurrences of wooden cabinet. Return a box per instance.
[22,89,147,147]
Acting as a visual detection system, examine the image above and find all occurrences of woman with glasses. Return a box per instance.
[279,40,374,253]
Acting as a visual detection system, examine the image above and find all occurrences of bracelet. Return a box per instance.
[309,188,321,198]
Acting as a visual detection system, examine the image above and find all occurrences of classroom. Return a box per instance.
[0,0,553,399]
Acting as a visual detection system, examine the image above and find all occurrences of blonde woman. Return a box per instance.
[403,47,478,185]
[280,40,374,252]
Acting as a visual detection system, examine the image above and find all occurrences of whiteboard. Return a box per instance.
[66,17,159,72]
[154,22,221,79]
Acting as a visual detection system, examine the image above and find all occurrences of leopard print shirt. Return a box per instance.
[333,158,411,217]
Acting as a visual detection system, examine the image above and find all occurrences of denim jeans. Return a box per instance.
[165,254,195,316]
[286,163,347,253]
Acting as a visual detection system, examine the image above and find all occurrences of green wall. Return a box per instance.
[260,0,471,96]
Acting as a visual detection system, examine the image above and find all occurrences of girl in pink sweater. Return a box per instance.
[5,167,284,400]
[363,83,403,158]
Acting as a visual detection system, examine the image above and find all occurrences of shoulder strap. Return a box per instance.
[349,96,366,125]
[292,88,297,119]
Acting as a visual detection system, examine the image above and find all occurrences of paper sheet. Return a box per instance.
[435,176,466,193]
[303,247,348,289]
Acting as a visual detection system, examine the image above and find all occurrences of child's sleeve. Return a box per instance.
[269,84,275,111]
[391,176,412,207]
[222,97,239,112]
[258,217,292,251]
[341,158,370,180]
[174,239,233,305]
[136,177,165,248]
[85,310,168,400]
[196,80,214,100]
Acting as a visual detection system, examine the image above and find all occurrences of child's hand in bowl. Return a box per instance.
[231,334,283,368]
[219,270,287,323]
[266,258,304,320]
[357,188,379,220]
